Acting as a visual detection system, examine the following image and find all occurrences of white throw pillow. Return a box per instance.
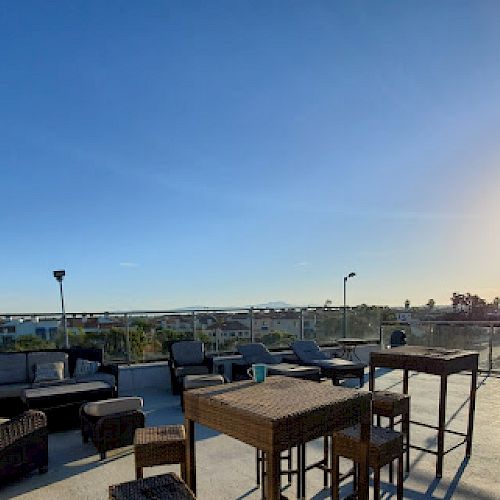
[74,358,100,378]
[34,362,65,383]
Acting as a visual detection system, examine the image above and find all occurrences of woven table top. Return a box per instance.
[184,376,371,451]
[370,346,478,375]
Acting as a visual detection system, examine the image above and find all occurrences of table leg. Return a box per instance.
[265,450,281,500]
[403,369,409,394]
[358,402,371,500]
[369,363,376,392]
[466,368,478,457]
[184,418,196,494]
[436,375,447,477]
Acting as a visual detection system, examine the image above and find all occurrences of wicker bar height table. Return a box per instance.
[183,376,372,500]
[369,346,478,478]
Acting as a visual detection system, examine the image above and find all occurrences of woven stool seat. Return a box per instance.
[332,425,404,500]
[134,425,186,480]
[372,391,410,417]
[109,472,196,499]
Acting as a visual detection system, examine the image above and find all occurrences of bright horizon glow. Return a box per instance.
[1,2,500,313]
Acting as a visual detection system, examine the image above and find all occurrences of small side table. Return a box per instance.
[134,425,186,480]
[109,472,196,499]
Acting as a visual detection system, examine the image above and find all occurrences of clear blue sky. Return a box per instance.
[1,1,500,312]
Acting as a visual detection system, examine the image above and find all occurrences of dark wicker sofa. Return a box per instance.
[0,347,119,418]
[0,410,48,483]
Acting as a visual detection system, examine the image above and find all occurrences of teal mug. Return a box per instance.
[247,363,267,383]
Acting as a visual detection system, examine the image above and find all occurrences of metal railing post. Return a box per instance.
[489,324,494,372]
[250,308,254,343]
[300,309,304,340]
[192,311,196,340]
[125,313,131,364]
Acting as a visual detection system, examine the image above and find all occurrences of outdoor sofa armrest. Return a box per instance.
[0,411,47,451]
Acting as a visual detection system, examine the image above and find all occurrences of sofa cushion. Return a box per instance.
[27,352,69,382]
[183,374,225,390]
[34,362,65,383]
[266,363,320,378]
[171,341,204,366]
[0,382,31,399]
[75,372,116,387]
[0,353,27,384]
[74,358,100,378]
[31,378,76,389]
[174,365,210,377]
[83,396,143,417]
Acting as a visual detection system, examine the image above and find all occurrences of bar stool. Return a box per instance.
[331,425,404,500]
[372,390,410,479]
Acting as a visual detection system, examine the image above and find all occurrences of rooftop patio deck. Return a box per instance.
[1,363,499,499]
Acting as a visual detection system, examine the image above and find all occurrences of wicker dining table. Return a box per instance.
[369,346,479,478]
[183,375,372,500]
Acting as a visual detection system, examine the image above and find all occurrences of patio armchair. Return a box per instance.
[0,410,48,482]
[168,341,213,395]
[236,343,320,380]
[292,340,366,387]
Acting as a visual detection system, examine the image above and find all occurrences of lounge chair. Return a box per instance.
[237,343,320,380]
[292,340,366,387]
[168,341,213,395]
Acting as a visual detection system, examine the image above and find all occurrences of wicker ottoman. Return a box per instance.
[109,472,196,499]
[134,425,186,480]
[80,397,145,460]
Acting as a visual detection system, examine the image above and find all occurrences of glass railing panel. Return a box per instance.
[253,309,301,350]
[492,327,500,371]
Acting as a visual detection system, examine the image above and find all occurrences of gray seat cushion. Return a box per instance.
[183,374,225,390]
[266,363,320,378]
[171,341,204,366]
[238,343,278,365]
[31,378,77,389]
[75,372,116,387]
[27,352,69,382]
[0,353,27,384]
[312,358,365,369]
[292,340,330,363]
[83,396,143,417]
[174,365,210,377]
[0,382,31,399]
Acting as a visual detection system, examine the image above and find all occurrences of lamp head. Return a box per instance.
[53,270,65,282]
[348,272,356,278]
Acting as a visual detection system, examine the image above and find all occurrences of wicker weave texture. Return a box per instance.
[334,425,403,466]
[0,410,48,480]
[370,346,478,375]
[109,472,195,500]
[184,376,371,451]
[372,391,410,418]
[134,425,186,467]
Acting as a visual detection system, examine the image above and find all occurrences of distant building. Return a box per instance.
[0,317,59,343]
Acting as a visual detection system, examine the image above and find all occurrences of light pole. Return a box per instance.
[343,272,356,338]
[53,270,68,348]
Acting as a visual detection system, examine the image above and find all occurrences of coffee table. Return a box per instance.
[23,382,114,428]
[369,346,478,477]
[184,375,372,500]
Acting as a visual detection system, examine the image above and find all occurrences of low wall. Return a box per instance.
[118,361,171,395]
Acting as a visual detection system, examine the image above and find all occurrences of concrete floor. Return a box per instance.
[1,369,499,499]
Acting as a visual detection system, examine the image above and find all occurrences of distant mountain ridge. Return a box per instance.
[176,301,297,311]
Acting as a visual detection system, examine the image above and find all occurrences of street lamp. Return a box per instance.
[53,270,68,348]
[343,272,356,338]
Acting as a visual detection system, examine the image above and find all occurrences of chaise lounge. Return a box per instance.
[237,343,321,380]
[292,340,366,387]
